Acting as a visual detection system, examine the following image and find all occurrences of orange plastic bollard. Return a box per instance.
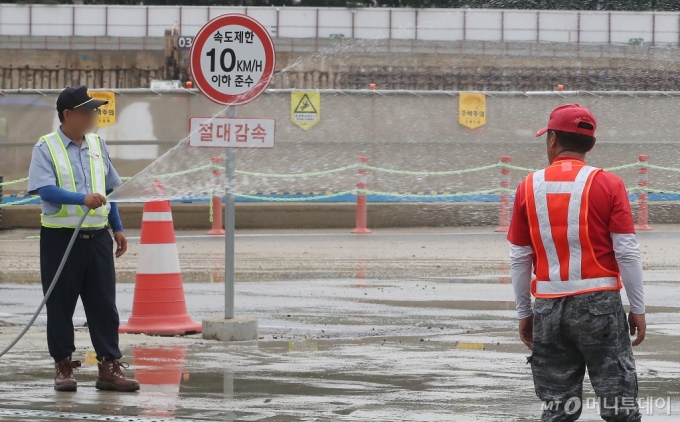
[635,154,653,231]
[207,156,225,235]
[495,156,512,232]
[352,156,372,234]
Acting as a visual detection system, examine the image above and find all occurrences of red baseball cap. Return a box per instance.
[536,104,597,137]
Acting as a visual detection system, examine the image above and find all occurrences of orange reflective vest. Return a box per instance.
[526,159,622,298]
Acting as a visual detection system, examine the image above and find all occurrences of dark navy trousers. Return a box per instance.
[40,226,122,362]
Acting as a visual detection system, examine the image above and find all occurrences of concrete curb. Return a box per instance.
[1,202,679,230]
[0,203,500,230]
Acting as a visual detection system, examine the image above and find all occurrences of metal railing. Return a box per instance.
[1,5,680,46]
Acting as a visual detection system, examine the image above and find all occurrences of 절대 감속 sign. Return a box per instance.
[189,117,275,148]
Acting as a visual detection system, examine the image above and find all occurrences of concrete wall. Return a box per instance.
[1,5,678,45]
[1,90,680,200]
[0,203,501,230]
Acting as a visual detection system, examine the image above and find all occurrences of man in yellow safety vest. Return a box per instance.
[28,86,139,392]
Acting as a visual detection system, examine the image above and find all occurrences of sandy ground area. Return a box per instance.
[0,227,678,421]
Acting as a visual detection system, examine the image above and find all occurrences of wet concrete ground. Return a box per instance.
[0,228,679,421]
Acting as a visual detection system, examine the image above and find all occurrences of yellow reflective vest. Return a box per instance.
[40,131,109,229]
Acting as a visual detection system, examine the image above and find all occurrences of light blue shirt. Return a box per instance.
[28,127,122,215]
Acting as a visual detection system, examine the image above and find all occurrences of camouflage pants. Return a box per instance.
[530,290,641,422]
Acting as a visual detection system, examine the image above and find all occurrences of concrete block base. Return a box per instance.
[202,316,258,342]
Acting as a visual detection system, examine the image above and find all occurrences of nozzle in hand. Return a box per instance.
[84,193,107,210]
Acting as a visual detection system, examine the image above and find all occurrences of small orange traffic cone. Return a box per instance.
[119,201,202,335]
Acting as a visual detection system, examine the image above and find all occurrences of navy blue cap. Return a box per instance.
[56,85,107,112]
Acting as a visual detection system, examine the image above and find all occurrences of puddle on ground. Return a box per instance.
[0,337,678,421]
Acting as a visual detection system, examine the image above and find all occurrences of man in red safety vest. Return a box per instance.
[508,104,645,421]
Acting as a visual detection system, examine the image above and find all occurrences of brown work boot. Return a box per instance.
[54,357,81,392]
[96,359,140,392]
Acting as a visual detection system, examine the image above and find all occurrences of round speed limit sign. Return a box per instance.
[190,14,275,106]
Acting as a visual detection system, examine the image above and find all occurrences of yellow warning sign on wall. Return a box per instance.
[89,91,116,128]
[291,91,320,130]
[459,92,486,129]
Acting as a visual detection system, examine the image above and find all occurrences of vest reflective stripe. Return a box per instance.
[527,161,622,298]
[532,166,596,281]
[41,215,108,228]
[86,133,107,220]
[42,132,79,219]
[534,277,619,295]
[40,132,109,229]
[41,213,108,228]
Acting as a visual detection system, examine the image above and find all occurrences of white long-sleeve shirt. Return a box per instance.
[510,233,645,319]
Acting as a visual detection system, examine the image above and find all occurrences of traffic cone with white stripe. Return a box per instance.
[119,201,202,335]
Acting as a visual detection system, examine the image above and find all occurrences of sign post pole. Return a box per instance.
[224,148,235,319]
[190,13,276,341]
[224,105,236,320]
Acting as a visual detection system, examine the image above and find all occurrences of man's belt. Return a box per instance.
[77,227,109,239]
[47,226,109,239]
